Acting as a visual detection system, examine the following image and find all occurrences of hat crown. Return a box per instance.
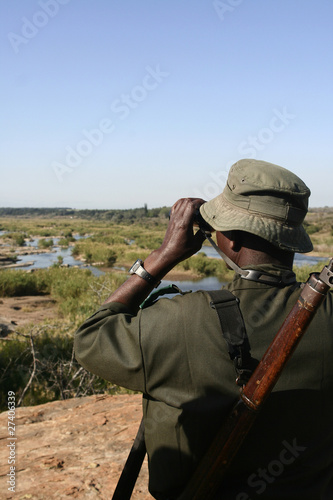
[200,159,313,253]
[227,160,310,212]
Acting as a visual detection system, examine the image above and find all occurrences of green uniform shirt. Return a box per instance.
[74,264,333,499]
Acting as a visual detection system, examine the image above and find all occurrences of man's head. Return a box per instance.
[200,159,313,255]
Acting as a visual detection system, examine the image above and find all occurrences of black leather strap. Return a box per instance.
[208,290,258,386]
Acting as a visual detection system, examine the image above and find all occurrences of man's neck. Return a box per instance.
[235,248,294,270]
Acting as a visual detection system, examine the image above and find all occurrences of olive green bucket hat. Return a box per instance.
[199,159,313,253]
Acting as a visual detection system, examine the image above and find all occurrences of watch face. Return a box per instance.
[130,259,143,273]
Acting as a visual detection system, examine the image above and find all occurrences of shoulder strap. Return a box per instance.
[207,290,258,387]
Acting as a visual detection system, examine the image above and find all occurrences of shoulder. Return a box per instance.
[139,288,228,338]
[141,287,236,317]
[144,288,212,308]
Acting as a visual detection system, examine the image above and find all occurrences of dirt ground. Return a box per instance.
[0,393,152,499]
[0,296,59,337]
[0,262,204,338]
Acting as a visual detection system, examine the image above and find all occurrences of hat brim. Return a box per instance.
[200,194,313,254]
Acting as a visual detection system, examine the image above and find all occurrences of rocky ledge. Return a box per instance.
[0,394,152,499]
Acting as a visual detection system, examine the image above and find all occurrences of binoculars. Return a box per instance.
[193,209,213,233]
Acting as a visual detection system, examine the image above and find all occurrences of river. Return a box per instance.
[18,237,103,276]
[5,236,329,292]
[0,233,103,277]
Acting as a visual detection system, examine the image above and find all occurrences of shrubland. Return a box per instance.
[0,207,332,411]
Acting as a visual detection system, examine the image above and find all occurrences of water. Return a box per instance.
[158,276,225,292]
[176,246,329,291]
[198,245,328,268]
[9,237,104,277]
[293,254,328,267]
[2,234,329,288]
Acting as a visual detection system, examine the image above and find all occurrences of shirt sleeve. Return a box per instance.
[74,301,145,392]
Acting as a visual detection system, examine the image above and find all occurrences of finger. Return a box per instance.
[186,197,207,207]
[169,198,194,223]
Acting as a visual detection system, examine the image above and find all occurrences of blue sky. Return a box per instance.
[1,0,332,209]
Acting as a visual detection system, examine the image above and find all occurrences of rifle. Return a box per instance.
[178,258,333,500]
[111,418,146,500]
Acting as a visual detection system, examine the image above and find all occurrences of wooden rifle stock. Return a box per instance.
[179,259,333,500]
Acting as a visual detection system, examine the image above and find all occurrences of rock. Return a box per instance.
[0,322,15,337]
[0,261,35,269]
[0,394,152,499]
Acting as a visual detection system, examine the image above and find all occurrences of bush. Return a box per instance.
[36,228,59,237]
[57,238,70,247]
[178,254,232,280]
[38,238,54,249]
[294,262,326,283]
[5,232,26,246]
[62,229,73,238]
[0,326,124,410]
[305,224,321,235]
[105,249,117,267]
[72,240,118,267]
[135,234,164,249]
[0,270,49,297]
[14,233,26,246]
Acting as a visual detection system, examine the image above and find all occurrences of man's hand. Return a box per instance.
[157,198,207,268]
[103,198,207,312]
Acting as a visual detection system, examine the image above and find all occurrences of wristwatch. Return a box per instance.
[129,259,161,288]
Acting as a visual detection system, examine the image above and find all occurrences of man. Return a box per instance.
[74,159,333,499]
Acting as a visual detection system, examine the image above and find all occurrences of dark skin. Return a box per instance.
[216,231,294,270]
[104,198,294,313]
[104,198,207,313]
